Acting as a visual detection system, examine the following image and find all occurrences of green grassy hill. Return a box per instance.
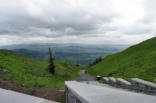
[0,50,81,89]
[87,37,156,82]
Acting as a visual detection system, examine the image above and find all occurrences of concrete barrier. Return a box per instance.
[116,78,131,89]
[131,78,156,95]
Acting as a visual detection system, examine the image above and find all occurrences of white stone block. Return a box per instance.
[116,78,131,89]
[102,77,109,84]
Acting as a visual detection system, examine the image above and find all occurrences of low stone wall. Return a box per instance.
[102,77,156,95]
[131,78,156,95]
[102,77,109,84]
[108,77,117,87]
[116,78,131,89]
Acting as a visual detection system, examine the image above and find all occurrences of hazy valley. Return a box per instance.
[0,43,129,65]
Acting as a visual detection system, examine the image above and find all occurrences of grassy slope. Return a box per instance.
[0,50,81,88]
[87,37,156,82]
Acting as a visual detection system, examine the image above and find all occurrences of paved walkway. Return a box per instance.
[77,70,95,81]
[66,81,156,103]
[0,88,58,103]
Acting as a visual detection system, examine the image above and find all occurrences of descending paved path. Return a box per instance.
[0,88,58,103]
[76,70,95,81]
[73,70,156,103]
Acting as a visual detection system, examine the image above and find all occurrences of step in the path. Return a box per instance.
[80,81,113,88]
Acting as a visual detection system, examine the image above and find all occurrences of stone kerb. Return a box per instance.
[116,78,131,89]
[102,77,109,84]
[101,77,156,95]
[108,77,117,87]
[131,78,156,95]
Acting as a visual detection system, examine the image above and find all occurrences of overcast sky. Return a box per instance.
[0,0,156,45]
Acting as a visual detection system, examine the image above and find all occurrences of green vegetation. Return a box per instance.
[89,56,102,66]
[0,50,81,88]
[87,37,156,83]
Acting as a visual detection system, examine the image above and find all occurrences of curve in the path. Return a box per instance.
[76,70,95,81]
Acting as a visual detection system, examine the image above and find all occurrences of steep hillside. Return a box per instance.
[0,50,81,89]
[87,37,156,82]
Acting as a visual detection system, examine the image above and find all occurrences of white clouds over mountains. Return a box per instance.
[0,0,155,45]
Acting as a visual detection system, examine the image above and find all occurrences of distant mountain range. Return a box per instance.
[0,43,129,65]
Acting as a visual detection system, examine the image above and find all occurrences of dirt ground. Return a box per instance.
[0,78,64,102]
[0,68,64,102]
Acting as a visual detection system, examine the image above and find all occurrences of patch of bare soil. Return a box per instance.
[34,87,64,102]
[0,78,64,102]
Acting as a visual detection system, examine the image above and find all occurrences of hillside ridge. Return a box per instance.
[87,37,156,82]
[0,49,81,88]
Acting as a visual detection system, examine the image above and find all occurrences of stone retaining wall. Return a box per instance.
[131,78,156,95]
[102,77,156,95]
[116,78,131,89]
[108,77,116,87]
[65,86,83,103]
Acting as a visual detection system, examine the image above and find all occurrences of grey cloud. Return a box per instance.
[139,0,156,24]
[0,0,155,45]
[0,0,116,39]
[0,10,114,37]
[123,26,152,35]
